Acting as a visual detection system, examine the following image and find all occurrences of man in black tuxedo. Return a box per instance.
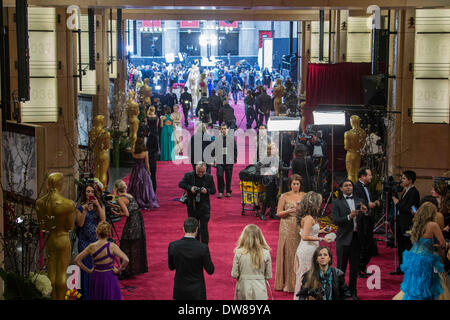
[179,162,216,244]
[168,217,215,300]
[353,168,381,278]
[213,124,237,199]
[332,179,368,300]
[180,87,192,127]
[390,170,420,275]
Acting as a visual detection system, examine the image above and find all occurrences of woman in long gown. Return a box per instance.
[76,184,106,300]
[74,221,129,300]
[160,106,176,161]
[170,104,182,155]
[146,106,159,192]
[400,202,447,300]
[293,191,331,299]
[127,138,159,210]
[111,180,149,279]
[274,174,305,292]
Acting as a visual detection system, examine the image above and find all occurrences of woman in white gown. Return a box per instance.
[293,191,331,299]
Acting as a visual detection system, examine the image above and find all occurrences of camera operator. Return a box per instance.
[196,93,212,125]
[390,170,420,275]
[110,180,148,279]
[218,103,237,129]
[180,87,192,127]
[178,162,217,244]
[291,144,315,193]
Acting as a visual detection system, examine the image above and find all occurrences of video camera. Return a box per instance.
[382,176,403,194]
[196,95,210,124]
[102,191,121,223]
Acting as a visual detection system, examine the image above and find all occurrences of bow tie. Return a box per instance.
[345,196,354,200]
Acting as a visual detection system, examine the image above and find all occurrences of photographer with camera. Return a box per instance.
[76,183,106,300]
[196,93,212,125]
[296,246,352,300]
[390,170,420,275]
[179,162,216,244]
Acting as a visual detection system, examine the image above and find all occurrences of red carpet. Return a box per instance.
[115,94,403,300]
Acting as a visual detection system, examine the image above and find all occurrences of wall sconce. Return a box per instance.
[341,22,347,30]
[408,17,415,28]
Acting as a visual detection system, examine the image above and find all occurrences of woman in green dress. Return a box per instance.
[160,106,175,161]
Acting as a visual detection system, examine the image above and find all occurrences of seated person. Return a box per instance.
[297,246,352,300]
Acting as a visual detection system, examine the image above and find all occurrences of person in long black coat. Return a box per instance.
[178,163,216,244]
[168,217,214,300]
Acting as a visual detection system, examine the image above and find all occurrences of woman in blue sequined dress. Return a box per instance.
[400,202,447,300]
[76,184,106,300]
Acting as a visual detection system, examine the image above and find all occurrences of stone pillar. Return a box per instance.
[239,21,257,56]
[338,10,348,62]
[94,8,109,117]
[392,8,415,176]
[163,20,178,57]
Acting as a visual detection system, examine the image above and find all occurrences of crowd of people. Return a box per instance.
[68,60,450,301]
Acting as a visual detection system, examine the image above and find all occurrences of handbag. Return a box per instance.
[179,192,188,204]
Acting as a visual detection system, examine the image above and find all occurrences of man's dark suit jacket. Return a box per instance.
[332,196,366,246]
[168,237,215,300]
[179,171,216,215]
[255,93,272,114]
[395,186,420,234]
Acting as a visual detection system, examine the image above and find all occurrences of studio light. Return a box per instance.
[267,117,301,132]
[312,111,346,126]
[155,85,161,90]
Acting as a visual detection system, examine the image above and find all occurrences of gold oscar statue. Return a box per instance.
[127,91,140,152]
[89,115,111,189]
[139,78,152,102]
[36,172,75,300]
[344,115,366,182]
[272,79,284,116]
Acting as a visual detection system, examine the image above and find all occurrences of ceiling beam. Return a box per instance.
[117,10,324,21]
[3,0,449,9]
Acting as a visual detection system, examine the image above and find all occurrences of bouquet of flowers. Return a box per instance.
[65,288,82,300]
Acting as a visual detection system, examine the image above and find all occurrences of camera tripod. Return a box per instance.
[373,189,398,272]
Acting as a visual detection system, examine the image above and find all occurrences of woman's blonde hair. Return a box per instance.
[114,179,127,193]
[297,191,323,226]
[235,224,270,270]
[410,202,437,243]
[96,221,111,239]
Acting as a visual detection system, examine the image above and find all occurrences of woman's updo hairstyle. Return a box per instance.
[114,179,127,193]
[96,221,111,239]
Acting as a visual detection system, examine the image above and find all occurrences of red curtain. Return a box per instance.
[304,62,371,126]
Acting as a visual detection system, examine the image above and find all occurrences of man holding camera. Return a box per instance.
[179,162,216,245]
[390,170,420,275]
[332,179,368,300]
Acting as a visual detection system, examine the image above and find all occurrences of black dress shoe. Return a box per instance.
[358,272,368,279]
[351,294,359,300]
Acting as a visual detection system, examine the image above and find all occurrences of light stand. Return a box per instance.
[267,117,301,193]
[312,111,346,204]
